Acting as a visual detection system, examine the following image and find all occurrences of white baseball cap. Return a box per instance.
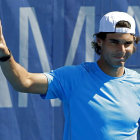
[99,11,135,34]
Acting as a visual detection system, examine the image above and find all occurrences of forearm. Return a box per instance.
[0,21,48,94]
[0,55,31,92]
[0,21,29,91]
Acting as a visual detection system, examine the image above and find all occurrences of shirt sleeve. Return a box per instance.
[40,65,84,101]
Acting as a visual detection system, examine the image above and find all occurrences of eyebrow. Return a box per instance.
[109,39,133,43]
[109,39,119,42]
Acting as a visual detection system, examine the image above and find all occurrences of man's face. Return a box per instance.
[97,33,134,68]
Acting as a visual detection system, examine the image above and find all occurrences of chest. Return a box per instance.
[74,78,140,128]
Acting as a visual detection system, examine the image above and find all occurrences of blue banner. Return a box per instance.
[0,0,140,140]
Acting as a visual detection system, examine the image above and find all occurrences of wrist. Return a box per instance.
[0,48,12,62]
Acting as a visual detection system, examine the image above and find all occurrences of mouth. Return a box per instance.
[113,53,131,61]
[114,56,124,60]
[113,55,127,62]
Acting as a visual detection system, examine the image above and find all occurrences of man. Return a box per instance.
[0,11,140,140]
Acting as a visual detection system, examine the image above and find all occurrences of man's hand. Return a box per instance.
[0,21,10,58]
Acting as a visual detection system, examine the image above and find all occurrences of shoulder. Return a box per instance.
[125,68,140,78]
[44,62,95,87]
[52,62,92,77]
[43,62,97,100]
[47,62,94,87]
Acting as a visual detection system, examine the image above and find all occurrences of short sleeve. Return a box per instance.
[40,65,84,101]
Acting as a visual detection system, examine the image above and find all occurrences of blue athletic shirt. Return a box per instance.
[40,62,140,140]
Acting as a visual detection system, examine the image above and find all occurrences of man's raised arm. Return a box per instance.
[0,21,48,94]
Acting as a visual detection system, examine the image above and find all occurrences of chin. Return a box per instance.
[112,62,124,68]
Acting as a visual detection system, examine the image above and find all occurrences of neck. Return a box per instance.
[97,59,125,77]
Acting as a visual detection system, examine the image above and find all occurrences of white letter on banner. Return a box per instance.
[51,7,95,107]
[127,6,140,35]
[0,69,12,107]
[19,7,50,107]
[65,6,95,66]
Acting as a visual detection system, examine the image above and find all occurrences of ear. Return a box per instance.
[97,38,103,47]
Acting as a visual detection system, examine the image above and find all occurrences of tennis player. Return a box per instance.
[0,11,140,140]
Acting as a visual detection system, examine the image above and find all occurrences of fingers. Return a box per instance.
[0,20,3,39]
[0,20,6,46]
[0,20,1,36]
[0,21,2,44]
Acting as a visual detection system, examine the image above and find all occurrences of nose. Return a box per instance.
[116,44,126,54]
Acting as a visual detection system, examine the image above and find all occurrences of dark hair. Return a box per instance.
[91,21,140,55]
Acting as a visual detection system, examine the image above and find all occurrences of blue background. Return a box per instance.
[0,0,140,140]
